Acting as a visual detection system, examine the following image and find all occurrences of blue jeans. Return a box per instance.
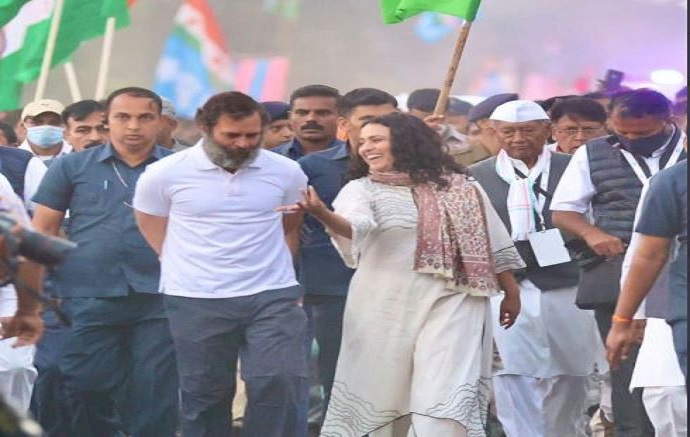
[303,294,347,417]
[30,309,72,437]
[164,286,308,437]
[60,293,178,437]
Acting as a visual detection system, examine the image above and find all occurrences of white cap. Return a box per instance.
[21,99,65,121]
[489,100,550,123]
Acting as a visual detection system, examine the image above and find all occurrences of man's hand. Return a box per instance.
[582,228,626,258]
[499,294,520,329]
[2,310,44,347]
[422,114,446,133]
[606,320,634,369]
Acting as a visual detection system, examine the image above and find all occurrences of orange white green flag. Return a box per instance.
[0,0,131,110]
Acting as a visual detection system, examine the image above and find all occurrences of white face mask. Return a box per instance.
[26,125,65,149]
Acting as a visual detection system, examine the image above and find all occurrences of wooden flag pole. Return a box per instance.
[433,19,474,116]
[34,0,66,100]
[64,62,83,102]
[94,17,116,100]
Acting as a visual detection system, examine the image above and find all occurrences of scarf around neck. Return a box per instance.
[495,147,551,241]
[369,170,498,295]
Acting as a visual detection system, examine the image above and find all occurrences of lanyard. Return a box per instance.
[514,167,550,230]
[618,133,684,186]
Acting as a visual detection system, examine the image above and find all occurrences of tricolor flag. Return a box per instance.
[153,0,233,119]
[0,0,130,110]
[380,0,481,24]
[234,56,290,102]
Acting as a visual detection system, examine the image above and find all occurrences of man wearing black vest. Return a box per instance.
[470,100,603,437]
[552,88,685,437]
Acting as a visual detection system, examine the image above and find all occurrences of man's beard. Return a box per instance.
[202,137,259,171]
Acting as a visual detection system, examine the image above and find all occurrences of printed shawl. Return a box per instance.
[370,171,498,294]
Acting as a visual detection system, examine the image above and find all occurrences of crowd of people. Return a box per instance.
[0,81,686,437]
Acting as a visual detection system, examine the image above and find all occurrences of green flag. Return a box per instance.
[380,0,481,24]
[0,0,130,111]
[0,0,31,27]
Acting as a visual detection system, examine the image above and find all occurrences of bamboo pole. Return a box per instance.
[64,61,82,101]
[34,0,66,100]
[94,17,116,100]
[433,20,474,116]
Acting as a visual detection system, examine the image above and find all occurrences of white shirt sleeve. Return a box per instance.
[23,157,47,213]
[0,285,17,318]
[133,166,171,217]
[0,174,31,227]
[550,145,597,214]
[282,164,308,205]
[329,179,378,269]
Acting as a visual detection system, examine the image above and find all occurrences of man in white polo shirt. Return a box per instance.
[133,91,309,437]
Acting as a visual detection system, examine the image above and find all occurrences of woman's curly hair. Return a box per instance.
[346,112,466,187]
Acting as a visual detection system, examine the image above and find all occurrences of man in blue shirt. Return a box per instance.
[293,88,399,426]
[607,158,688,378]
[31,87,178,437]
[272,85,342,160]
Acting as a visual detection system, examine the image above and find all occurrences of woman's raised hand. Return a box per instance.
[276,186,328,216]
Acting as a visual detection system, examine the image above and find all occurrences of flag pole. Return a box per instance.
[94,17,116,100]
[34,0,66,100]
[64,61,83,101]
[433,19,473,116]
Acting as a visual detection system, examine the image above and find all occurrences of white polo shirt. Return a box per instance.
[133,144,307,298]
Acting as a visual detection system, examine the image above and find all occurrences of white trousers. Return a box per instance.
[643,386,687,437]
[0,339,36,413]
[369,414,468,437]
[494,374,588,437]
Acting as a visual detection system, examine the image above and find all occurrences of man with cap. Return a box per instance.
[551,89,685,436]
[407,88,489,168]
[470,100,604,437]
[467,93,519,157]
[447,97,473,134]
[262,101,294,149]
[18,99,72,162]
[156,97,190,152]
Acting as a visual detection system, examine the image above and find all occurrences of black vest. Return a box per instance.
[469,153,580,290]
[0,146,33,199]
[587,129,686,244]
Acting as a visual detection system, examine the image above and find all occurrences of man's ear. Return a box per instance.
[337,116,349,132]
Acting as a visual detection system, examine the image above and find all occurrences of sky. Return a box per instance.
[21,0,689,106]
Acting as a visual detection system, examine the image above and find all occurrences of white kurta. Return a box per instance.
[319,178,524,437]
[491,281,606,378]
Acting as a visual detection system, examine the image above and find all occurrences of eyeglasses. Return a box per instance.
[556,127,604,136]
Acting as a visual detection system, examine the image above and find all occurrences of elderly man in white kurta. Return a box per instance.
[469,100,605,437]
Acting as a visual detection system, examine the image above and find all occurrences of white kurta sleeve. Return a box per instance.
[329,179,377,269]
[550,146,597,214]
[474,182,526,273]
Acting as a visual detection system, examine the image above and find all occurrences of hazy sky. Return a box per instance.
[23,0,688,105]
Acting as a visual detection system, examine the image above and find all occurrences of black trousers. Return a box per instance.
[594,307,655,437]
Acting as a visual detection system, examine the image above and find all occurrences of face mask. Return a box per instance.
[26,125,64,149]
[618,127,671,157]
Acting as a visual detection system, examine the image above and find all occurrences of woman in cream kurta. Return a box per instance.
[319,178,525,437]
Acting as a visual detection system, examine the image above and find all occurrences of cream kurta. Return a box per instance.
[320,178,525,437]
